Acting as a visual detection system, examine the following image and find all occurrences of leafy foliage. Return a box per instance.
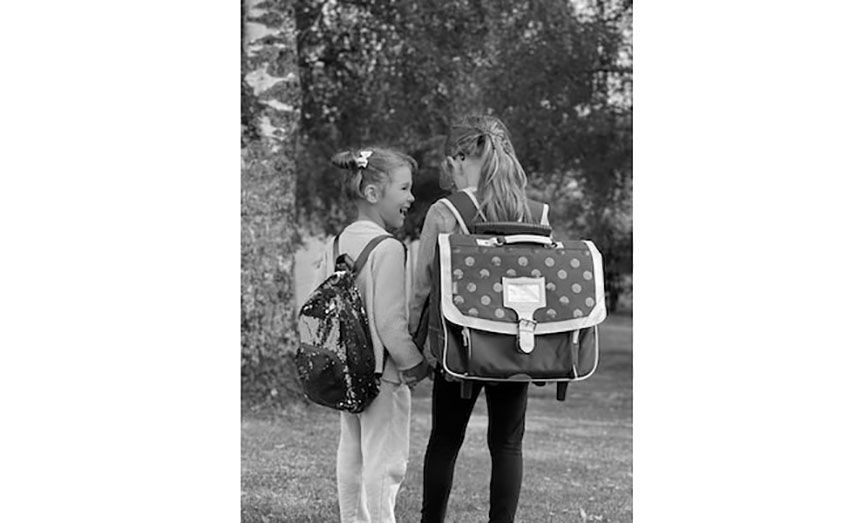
[293,0,632,309]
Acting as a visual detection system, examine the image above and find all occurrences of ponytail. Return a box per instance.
[331,150,365,200]
[446,115,532,223]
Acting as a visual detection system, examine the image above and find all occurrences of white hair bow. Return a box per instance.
[355,150,373,169]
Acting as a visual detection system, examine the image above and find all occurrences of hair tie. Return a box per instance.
[355,150,373,169]
[484,132,505,151]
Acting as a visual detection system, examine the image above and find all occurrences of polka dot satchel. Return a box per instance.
[425,190,607,400]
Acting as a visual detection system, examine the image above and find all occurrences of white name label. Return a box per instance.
[505,283,541,303]
[502,277,547,311]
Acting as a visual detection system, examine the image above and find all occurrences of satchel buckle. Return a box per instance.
[517,318,537,354]
[502,276,547,355]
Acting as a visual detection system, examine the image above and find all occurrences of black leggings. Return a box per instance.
[420,370,529,523]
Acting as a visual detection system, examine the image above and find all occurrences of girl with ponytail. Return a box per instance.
[315,146,429,522]
[409,115,550,523]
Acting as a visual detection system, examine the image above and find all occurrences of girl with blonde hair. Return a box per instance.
[409,114,550,523]
[315,146,430,522]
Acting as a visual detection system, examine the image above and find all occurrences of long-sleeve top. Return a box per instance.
[314,220,424,384]
[407,202,458,342]
[408,189,550,341]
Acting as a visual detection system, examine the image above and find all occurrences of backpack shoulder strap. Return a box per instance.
[350,234,403,374]
[437,190,481,234]
[352,234,398,277]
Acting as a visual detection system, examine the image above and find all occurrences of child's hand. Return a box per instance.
[401,360,430,388]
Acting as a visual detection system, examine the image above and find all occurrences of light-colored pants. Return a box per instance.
[337,379,411,523]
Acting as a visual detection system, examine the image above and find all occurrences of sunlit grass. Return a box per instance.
[242,315,631,522]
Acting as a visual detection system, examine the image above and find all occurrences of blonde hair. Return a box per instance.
[445,114,532,223]
[331,147,417,201]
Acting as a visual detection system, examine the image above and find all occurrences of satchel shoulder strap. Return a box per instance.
[439,190,549,231]
[528,200,549,225]
[437,189,480,234]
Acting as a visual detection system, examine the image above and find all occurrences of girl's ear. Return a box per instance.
[445,156,466,190]
[362,183,381,203]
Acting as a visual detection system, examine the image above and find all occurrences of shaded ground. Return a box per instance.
[242,315,632,522]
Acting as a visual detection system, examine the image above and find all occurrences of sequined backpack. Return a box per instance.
[296,234,395,413]
[423,190,607,400]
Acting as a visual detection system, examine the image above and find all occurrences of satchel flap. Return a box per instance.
[437,233,606,335]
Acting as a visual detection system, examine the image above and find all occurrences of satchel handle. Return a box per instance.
[498,234,556,247]
[475,235,561,248]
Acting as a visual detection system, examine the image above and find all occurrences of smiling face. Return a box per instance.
[373,165,414,230]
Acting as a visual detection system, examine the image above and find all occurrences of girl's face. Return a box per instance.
[374,165,415,230]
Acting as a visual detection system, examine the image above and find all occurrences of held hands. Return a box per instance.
[401,359,431,388]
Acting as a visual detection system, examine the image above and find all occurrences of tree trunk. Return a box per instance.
[241,0,302,408]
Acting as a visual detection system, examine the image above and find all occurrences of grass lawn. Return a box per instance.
[242,315,632,522]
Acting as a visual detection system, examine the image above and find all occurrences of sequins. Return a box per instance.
[295,270,380,412]
[545,257,555,267]
[453,295,465,305]
[570,258,581,268]
[559,296,570,305]
[583,271,593,281]
[453,269,464,280]
[480,295,491,306]
[494,308,506,318]
[493,282,503,293]
[585,297,595,307]
[506,269,517,277]
[465,257,475,267]
[573,309,584,318]
[531,269,541,277]
[546,282,556,291]
[572,283,582,293]
[546,308,557,318]
[491,256,502,266]
[468,308,480,316]
[466,282,477,293]
[557,270,567,279]
[518,256,528,267]
[479,268,490,279]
